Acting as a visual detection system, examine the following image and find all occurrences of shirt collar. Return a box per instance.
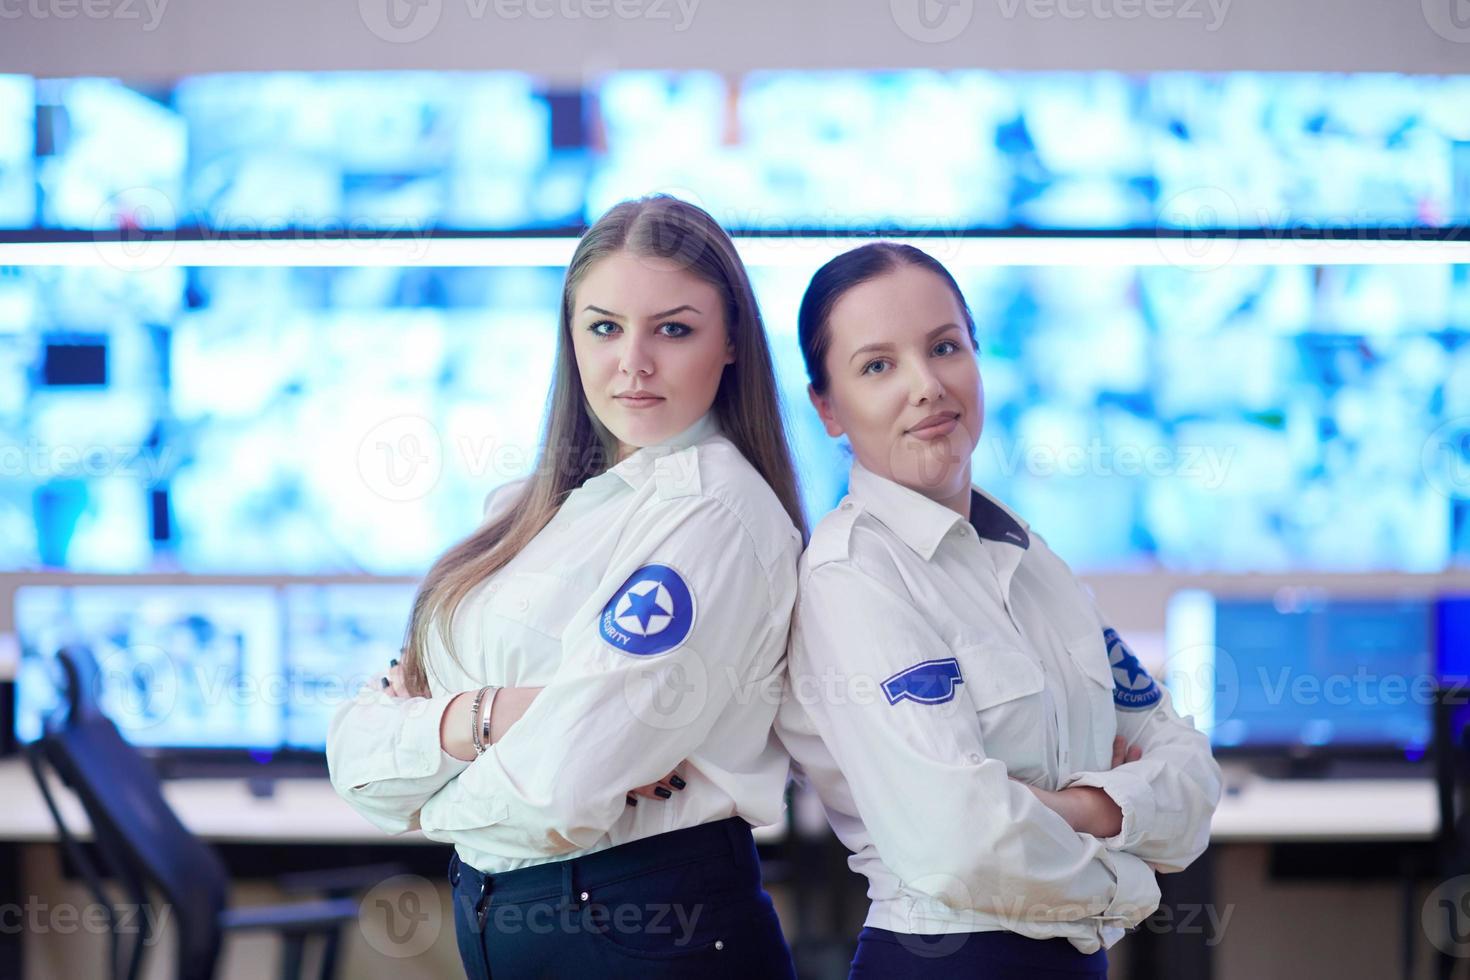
[969,484,1031,551]
[846,458,1029,562]
[605,410,722,489]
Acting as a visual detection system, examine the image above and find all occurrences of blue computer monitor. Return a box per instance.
[281,582,417,751]
[13,584,285,751]
[1438,597,1470,681]
[1165,590,1434,757]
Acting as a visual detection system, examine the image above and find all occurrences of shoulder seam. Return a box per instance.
[804,500,861,570]
[631,444,797,619]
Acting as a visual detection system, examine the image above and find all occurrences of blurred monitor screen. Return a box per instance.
[1166,590,1434,755]
[14,584,284,750]
[282,582,417,751]
[3,261,1467,577]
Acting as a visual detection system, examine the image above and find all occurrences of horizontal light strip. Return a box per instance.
[0,235,1466,268]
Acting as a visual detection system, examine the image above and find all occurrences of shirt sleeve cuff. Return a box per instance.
[396,693,473,780]
[1062,767,1155,851]
[1100,850,1161,927]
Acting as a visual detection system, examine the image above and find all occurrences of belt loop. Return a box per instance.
[724,815,744,857]
[561,861,577,910]
[725,817,755,879]
[474,874,492,933]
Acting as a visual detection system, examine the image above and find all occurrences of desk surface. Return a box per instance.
[0,757,791,846]
[1209,773,1439,842]
[0,758,1440,847]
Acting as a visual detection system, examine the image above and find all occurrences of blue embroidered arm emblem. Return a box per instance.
[881,658,965,706]
[1105,627,1161,710]
[599,564,696,656]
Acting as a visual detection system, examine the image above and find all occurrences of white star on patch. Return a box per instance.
[613,580,675,637]
[1109,643,1154,691]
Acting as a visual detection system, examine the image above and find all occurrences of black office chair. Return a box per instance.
[24,645,376,980]
[1431,684,1470,980]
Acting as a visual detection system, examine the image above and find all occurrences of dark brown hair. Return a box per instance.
[797,242,978,394]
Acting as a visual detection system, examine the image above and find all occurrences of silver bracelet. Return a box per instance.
[469,685,491,755]
[480,687,499,749]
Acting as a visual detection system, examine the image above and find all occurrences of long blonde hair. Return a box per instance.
[401,194,808,695]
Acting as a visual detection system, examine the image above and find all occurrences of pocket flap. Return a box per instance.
[960,645,1046,711]
[1066,632,1116,689]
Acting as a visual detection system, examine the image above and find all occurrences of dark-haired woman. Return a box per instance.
[776,242,1221,979]
[328,196,804,979]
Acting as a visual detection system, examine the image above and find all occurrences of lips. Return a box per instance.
[906,411,961,440]
[615,392,665,407]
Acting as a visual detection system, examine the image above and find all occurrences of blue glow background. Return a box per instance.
[4,68,1470,574]
[5,69,1470,752]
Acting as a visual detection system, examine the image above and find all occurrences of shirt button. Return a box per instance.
[968,753,982,764]
[714,940,724,951]
[840,501,852,510]
[516,598,529,612]
[580,891,589,901]
[487,582,501,593]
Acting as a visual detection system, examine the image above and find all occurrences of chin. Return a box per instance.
[893,438,970,493]
[608,412,674,449]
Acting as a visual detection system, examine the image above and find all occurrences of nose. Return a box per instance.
[618,331,654,379]
[908,362,945,405]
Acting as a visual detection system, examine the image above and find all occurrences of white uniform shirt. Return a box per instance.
[776,460,1222,953]
[327,412,802,873]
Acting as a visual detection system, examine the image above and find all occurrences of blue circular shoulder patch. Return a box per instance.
[598,563,696,656]
[1105,627,1162,711]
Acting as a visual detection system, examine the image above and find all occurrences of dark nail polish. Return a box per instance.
[654,786,672,799]
[626,795,637,807]
[670,775,686,790]
[390,658,399,667]
[380,676,390,688]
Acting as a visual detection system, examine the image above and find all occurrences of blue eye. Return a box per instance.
[588,320,620,338]
[934,339,959,356]
[861,360,890,376]
[659,322,692,338]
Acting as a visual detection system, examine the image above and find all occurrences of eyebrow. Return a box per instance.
[581,304,703,320]
[848,323,963,364]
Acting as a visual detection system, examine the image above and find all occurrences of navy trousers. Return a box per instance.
[449,817,796,979]
[848,926,1110,979]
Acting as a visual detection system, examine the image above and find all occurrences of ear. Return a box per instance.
[807,383,844,438]
[724,335,736,366]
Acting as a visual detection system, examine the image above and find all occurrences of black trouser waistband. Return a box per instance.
[448,816,757,907]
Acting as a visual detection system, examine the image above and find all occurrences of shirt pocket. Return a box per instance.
[959,644,1047,779]
[1065,632,1118,769]
[485,570,573,639]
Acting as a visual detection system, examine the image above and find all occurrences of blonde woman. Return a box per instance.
[328,196,805,978]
